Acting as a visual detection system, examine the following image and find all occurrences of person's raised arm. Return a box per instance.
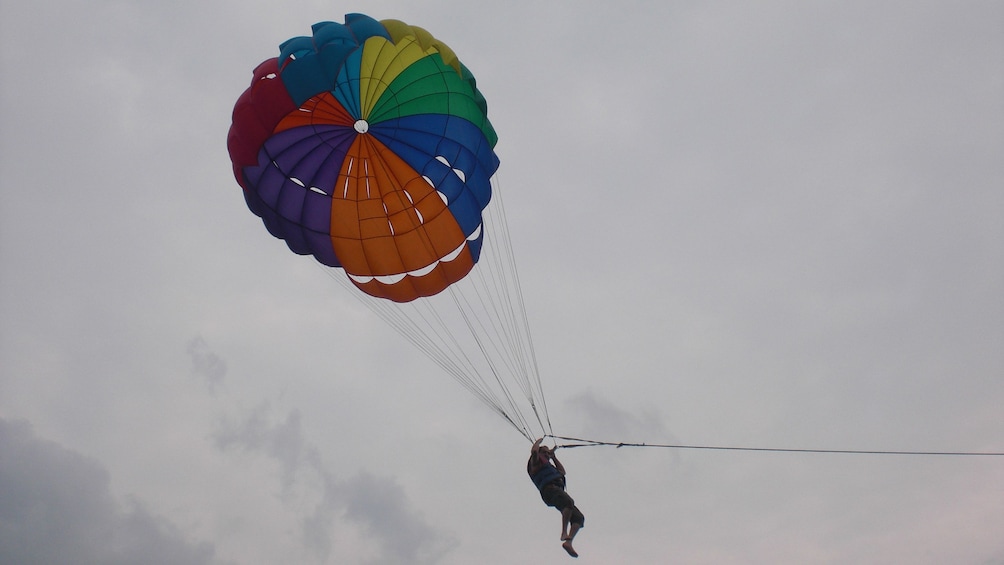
[528,438,544,474]
[549,451,566,476]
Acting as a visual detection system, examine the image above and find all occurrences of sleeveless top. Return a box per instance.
[529,463,564,491]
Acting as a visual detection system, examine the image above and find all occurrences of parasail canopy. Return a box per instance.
[227,14,550,442]
[228,14,500,303]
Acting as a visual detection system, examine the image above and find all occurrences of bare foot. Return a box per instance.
[562,540,578,558]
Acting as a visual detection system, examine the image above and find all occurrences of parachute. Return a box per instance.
[227,14,550,440]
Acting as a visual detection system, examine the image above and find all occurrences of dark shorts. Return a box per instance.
[540,484,585,526]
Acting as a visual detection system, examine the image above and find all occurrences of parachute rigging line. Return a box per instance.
[547,435,1004,457]
[323,175,552,442]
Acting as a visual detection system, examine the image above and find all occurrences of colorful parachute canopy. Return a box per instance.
[228,14,500,302]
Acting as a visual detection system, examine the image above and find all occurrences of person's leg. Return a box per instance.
[566,520,581,541]
[561,537,578,558]
[561,505,584,557]
[560,507,571,539]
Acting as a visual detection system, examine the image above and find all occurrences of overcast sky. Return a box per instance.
[2,1,1003,563]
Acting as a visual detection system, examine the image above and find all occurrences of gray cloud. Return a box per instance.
[213,403,306,493]
[212,404,454,563]
[187,337,227,394]
[0,418,219,565]
[339,473,457,565]
[563,390,672,443]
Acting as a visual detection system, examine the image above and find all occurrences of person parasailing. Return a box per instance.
[528,438,585,557]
